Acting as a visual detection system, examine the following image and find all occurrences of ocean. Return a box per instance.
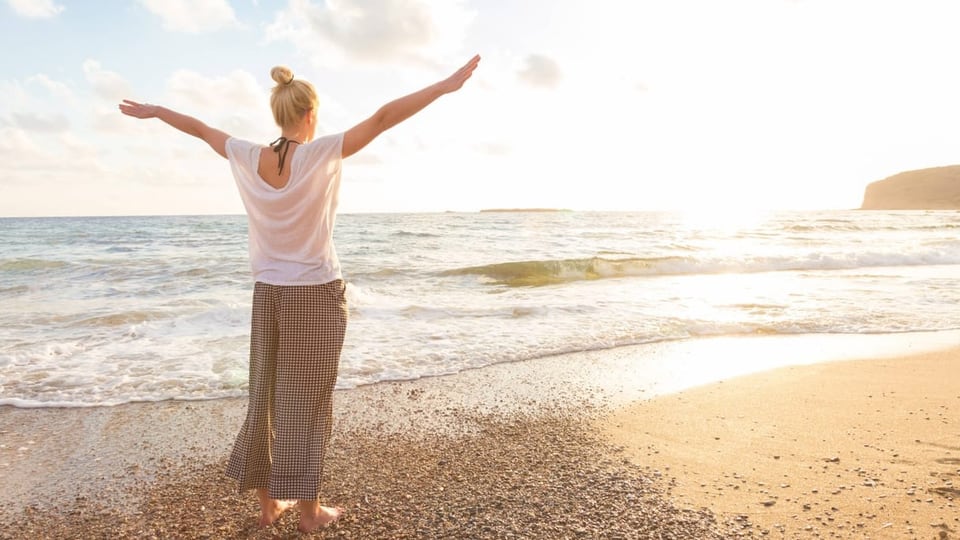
[1,210,959,407]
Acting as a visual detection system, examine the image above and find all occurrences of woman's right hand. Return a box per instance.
[118,100,160,119]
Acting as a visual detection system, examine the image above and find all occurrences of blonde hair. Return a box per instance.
[269,65,318,129]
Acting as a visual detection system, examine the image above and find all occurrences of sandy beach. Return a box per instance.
[0,336,957,538]
[603,347,960,539]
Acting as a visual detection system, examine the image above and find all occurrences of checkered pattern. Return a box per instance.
[226,279,348,500]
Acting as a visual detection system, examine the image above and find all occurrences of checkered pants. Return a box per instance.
[225,280,348,500]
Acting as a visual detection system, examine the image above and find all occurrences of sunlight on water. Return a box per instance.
[676,205,775,233]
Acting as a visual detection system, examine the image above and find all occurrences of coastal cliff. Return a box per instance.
[861,165,960,209]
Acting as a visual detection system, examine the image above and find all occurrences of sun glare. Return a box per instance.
[676,203,773,232]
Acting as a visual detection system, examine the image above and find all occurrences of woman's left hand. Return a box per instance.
[439,54,481,94]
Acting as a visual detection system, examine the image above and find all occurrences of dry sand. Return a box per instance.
[602,347,960,539]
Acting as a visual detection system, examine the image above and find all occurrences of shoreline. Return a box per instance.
[1,332,958,538]
[5,329,960,411]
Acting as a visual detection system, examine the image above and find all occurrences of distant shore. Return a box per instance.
[478,207,571,213]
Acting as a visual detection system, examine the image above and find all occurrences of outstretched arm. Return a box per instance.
[118,100,230,159]
[342,54,480,159]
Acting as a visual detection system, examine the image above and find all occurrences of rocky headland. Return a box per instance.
[861,165,960,209]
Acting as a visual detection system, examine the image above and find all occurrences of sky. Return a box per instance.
[3,0,960,217]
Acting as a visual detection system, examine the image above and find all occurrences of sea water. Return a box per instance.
[1,210,959,407]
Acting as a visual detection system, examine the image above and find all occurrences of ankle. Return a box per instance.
[298,500,321,515]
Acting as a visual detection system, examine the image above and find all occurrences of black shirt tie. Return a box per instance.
[268,136,301,175]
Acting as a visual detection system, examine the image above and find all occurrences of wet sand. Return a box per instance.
[602,347,960,539]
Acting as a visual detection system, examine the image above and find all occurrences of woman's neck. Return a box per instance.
[280,130,308,143]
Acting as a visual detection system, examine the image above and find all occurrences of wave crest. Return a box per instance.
[440,248,960,287]
[0,258,70,272]
[440,257,673,286]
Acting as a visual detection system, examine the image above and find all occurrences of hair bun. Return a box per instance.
[271,66,294,86]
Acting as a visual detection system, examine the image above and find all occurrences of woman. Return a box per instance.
[119,54,480,533]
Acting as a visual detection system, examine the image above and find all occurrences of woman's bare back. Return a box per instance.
[257,148,290,189]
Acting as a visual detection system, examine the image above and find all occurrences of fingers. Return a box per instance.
[455,55,480,73]
[119,99,145,114]
[118,100,154,118]
[117,102,138,117]
[454,55,480,83]
[461,54,481,72]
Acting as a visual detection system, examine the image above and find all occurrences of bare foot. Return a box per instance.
[297,503,343,533]
[259,499,294,527]
[256,489,294,527]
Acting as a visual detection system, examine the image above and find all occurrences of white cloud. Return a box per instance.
[138,0,239,33]
[82,60,132,103]
[12,112,69,133]
[92,105,135,134]
[59,134,105,176]
[26,74,75,102]
[7,0,64,18]
[266,0,475,67]
[516,54,561,88]
[166,69,262,111]
[0,80,30,113]
[0,125,103,186]
[0,126,43,162]
[165,69,273,139]
[0,75,74,132]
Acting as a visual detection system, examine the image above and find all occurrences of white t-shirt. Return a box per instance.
[225,133,344,285]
